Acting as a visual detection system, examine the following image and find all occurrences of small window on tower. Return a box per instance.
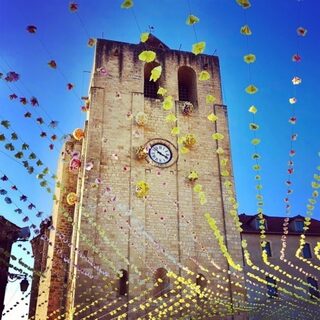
[144,62,160,99]
[178,66,198,106]
[154,268,170,297]
[118,269,128,296]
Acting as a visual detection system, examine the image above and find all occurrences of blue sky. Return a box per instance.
[1,0,320,317]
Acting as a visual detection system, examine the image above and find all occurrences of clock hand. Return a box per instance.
[156,150,168,159]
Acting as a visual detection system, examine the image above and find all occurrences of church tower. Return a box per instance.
[33,36,246,320]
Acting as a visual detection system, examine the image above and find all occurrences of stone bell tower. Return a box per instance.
[33,36,246,319]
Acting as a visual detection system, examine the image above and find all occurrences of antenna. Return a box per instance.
[179,44,182,51]
[213,49,217,55]
[148,25,155,34]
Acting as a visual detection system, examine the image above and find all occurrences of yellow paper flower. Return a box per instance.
[184,134,197,147]
[138,50,156,63]
[244,54,256,63]
[199,192,207,205]
[66,192,77,205]
[216,147,224,155]
[186,15,199,25]
[248,105,257,114]
[73,128,85,141]
[193,184,202,193]
[165,113,177,122]
[171,126,180,135]
[121,0,133,9]
[162,96,174,110]
[207,113,218,122]
[206,94,216,104]
[192,41,206,55]
[236,0,251,9]
[180,146,189,154]
[245,85,258,94]
[135,181,149,198]
[212,133,224,140]
[135,112,148,126]
[157,87,167,96]
[149,66,162,82]
[140,32,149,43]
[251,138,261,145]
[199,71,210,81]
[240,24,252,35]
[188,171,199,181]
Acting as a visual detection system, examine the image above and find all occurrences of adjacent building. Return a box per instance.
[0,216,22,320]
[239,214,320,319]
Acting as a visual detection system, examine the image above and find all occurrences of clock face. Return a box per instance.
[148,143,172,165]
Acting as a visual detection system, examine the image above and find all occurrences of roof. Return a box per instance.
[143,34,170,50]
[239,213,320,236]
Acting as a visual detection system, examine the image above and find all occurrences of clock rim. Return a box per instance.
[148,143,173,164]
[144,138,178,168]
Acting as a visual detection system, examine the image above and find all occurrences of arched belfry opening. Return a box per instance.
[153,268,170,297]
[178,66,198,107]
[118,269,128,296]
[144,62,160,99]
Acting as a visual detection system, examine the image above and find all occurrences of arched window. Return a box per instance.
[144,62,160,99]
[178,66,198,106]
[154,268,170,297]
[118,269,128,296]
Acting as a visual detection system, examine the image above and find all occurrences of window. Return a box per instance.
[144,62,160,99]
[307,277,319,299]
[196,273,207,290]
[196,273,207,300]
[255,218,267,230]
[118,269,128,296]
[302,243,312,259]
[266,276,278,298]
[262,241,272,257]
[294,220,304,232]
[154,268,170,297]
[178,66,198,106]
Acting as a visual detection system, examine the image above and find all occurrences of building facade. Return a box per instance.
[0,216,22,320]
[32,36,246,319]
[239,214,320,320]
